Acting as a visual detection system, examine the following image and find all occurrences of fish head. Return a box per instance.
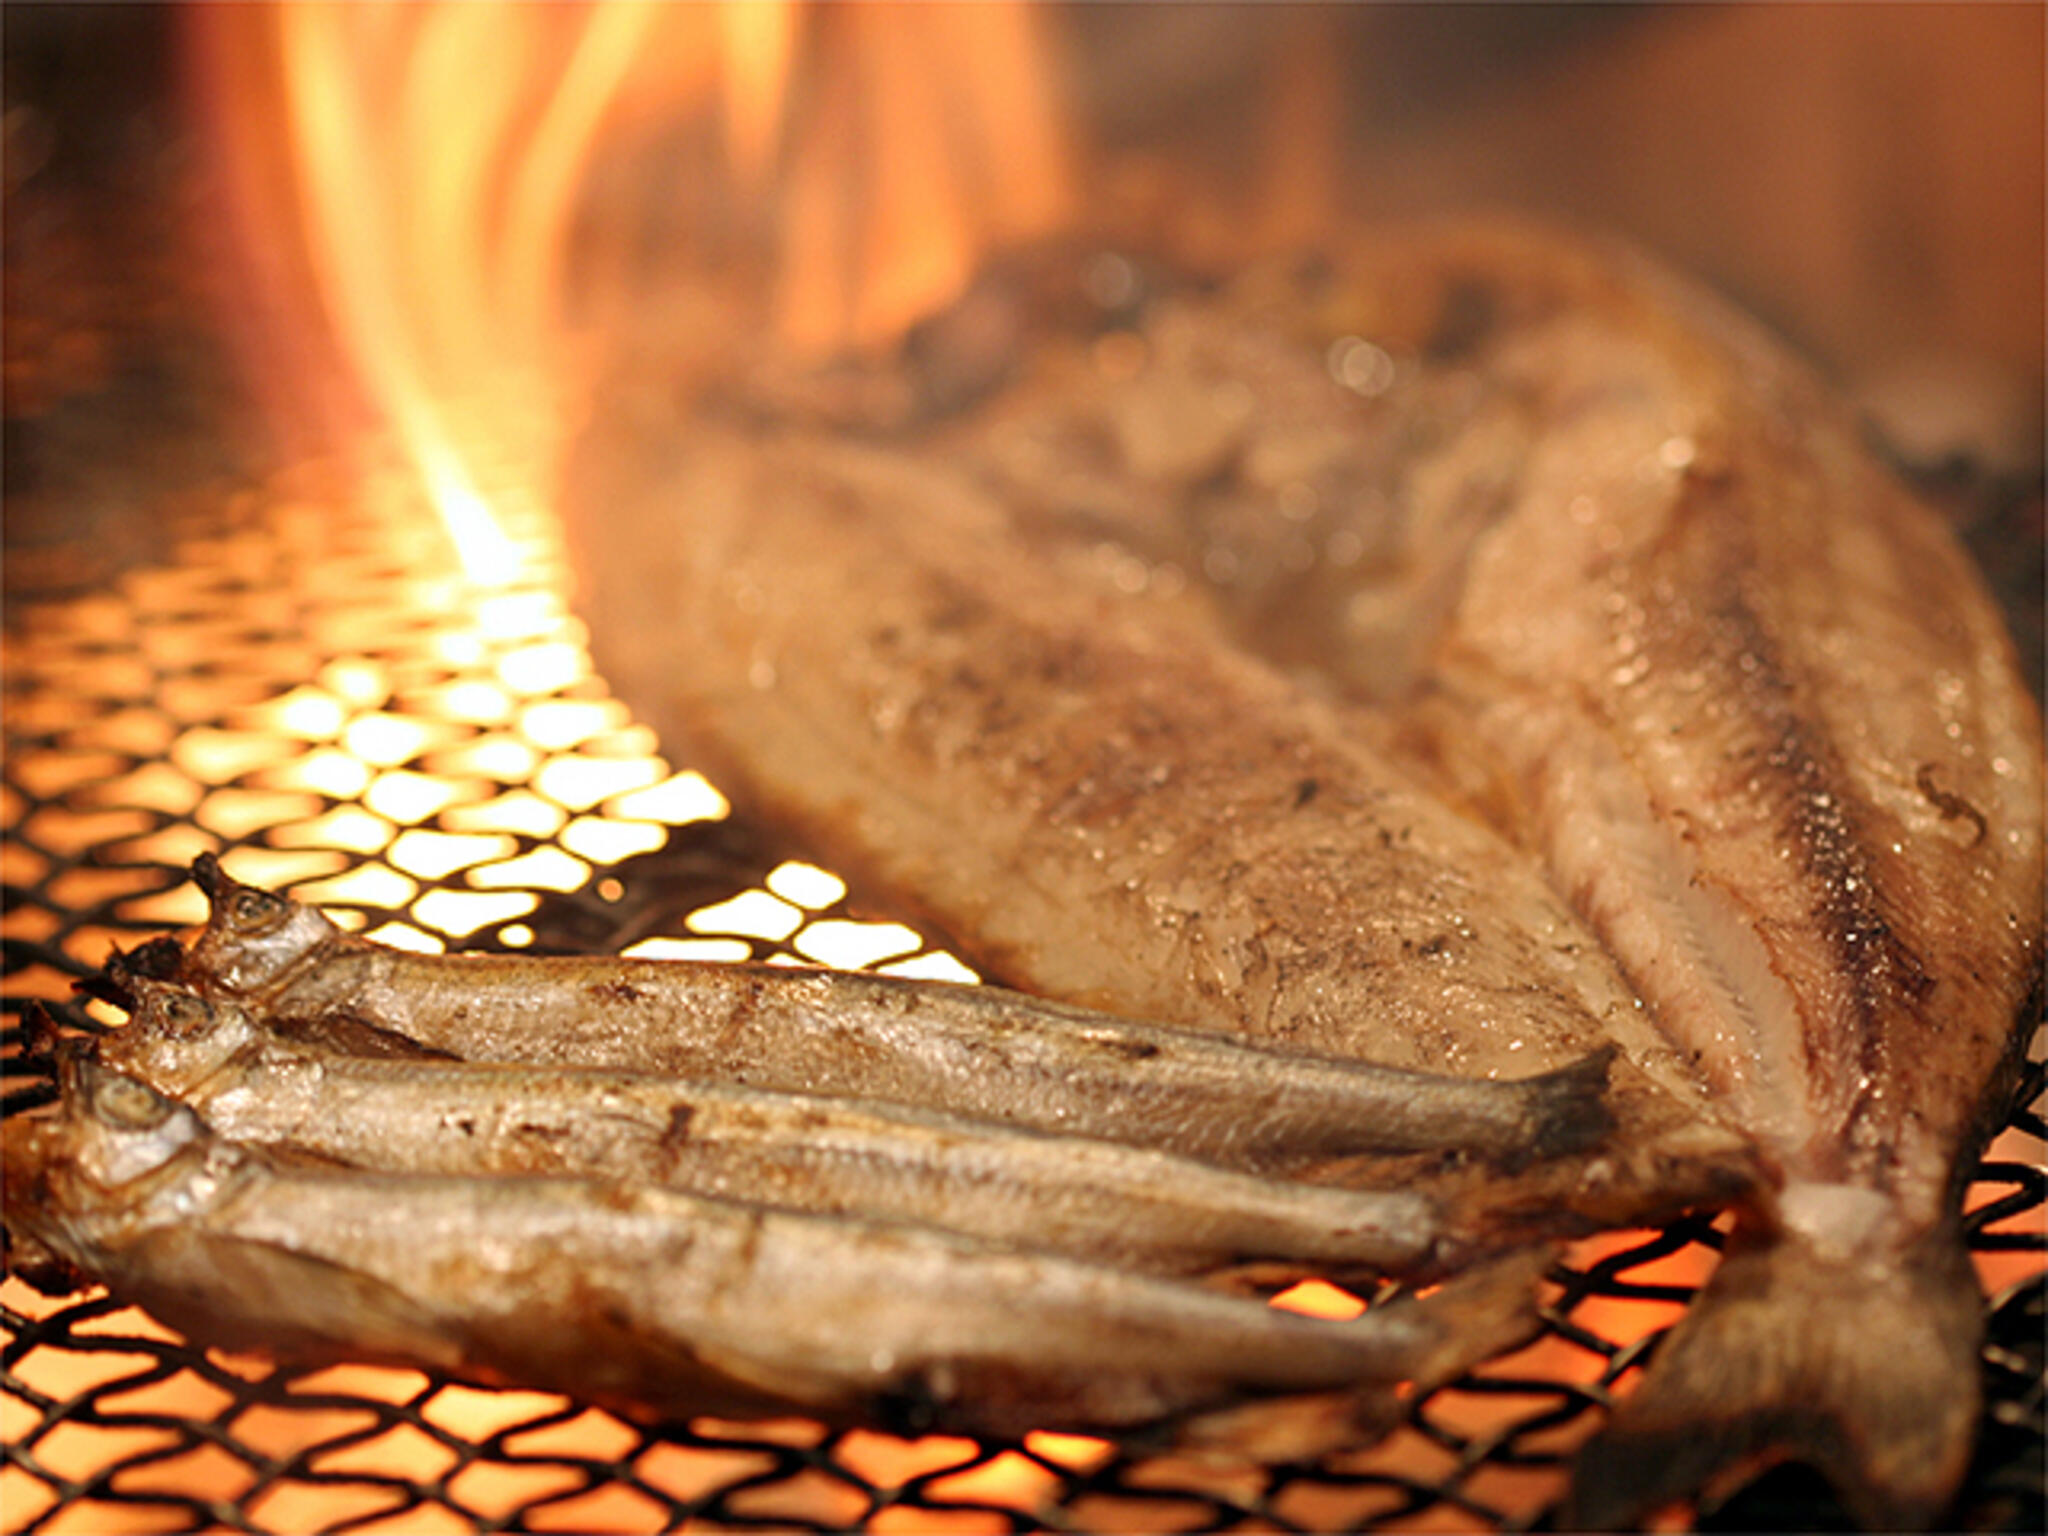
[52,1049,210,1196]
[4,1054,229,1301]
[186,854,343,999]
[112,980,262,1095]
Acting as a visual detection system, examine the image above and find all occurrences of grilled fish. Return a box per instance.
[914,223,2047,1527]
[1339,226,2041,1532]
[84,980,1458,1279]
[1,1055,1537,1444]
[562,220,2042,1524]
[174,854,1620,1175]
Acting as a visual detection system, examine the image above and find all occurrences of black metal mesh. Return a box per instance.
[3,449,2043,1535]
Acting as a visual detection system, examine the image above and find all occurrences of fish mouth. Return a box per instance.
[186,855,343,997]
[192,853,297,942]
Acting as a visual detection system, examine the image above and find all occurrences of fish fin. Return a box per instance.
[16,1001,64,1065]
[1398,1243,1555,1385]
[1174,1388,1386,1464]
[1569,1223,1984,1530]
[79,935,190,1010]
[124,1226,470,1373]
[268,1010,463,1062]
[2,1222,87,1297]
[189,851,234,903]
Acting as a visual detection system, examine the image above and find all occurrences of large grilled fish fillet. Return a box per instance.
[920,222,2045,1524]
[1364,223,2042,1531]
[563,221,2042,1526]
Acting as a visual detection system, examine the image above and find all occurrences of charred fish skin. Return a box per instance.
[177,857,1622,1173]
[94,980,1450,1280]
[885,224,2044,1527]
[1,1060,1533,1443]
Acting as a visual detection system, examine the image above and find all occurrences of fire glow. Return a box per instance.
[187,0,1075,587]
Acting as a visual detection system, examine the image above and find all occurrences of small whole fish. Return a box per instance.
[562,220,2043,1526]
[1,1055,1539,1445]
[174,854,1622,1176]
[83,981,1459,1279]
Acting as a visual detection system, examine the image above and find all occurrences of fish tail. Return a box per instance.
[1568,1220,1986,1529]
[1503,1044,1619,1167]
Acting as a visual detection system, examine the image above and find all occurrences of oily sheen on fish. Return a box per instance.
[168,857,1618,1174]
[2,1058,1536,1445]
[1329,226,2041,1531]
[719,222,2043,1527]
[87,982,1455,1279]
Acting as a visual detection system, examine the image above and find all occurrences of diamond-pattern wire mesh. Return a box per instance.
[2,448,2043,1534]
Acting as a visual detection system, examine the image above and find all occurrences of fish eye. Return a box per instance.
[92,1074,175,1130]
[162,994,214,1037]
[229,889,286,931]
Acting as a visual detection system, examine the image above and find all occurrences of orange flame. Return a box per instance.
[188,1,1075,583]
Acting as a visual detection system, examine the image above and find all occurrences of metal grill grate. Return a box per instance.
[3,447,2043,1534]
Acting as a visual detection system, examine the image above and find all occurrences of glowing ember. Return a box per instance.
[765,859,848,909]
[1267,1279,1369,1322]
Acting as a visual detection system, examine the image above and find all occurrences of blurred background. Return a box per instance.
[8,3,2043,470]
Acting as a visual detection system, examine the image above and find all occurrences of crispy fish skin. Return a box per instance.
[899,226,2044,1526]
[1,1060,1535,1442]
[93,982,1448,1279]
[176,857,1619,1172]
